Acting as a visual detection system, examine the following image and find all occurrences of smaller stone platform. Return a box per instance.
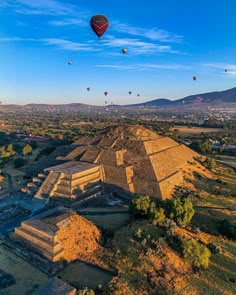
[11,207,73,262]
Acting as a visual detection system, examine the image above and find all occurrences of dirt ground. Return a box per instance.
[0,244,49,295]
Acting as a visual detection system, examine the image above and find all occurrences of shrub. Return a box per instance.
[150,208,166,226]
[129,195,156,217]
[182,239,211,269]
[78,288,95,295]
[203,157,216,170]
[164,198,194,226]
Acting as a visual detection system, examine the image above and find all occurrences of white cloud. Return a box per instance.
[95,65,136,70]
[42,38,98,51]
[138,64,191,70]
[0,35,184,55]
[112,22,183,43]
[203,63,236,71]
[49,18,87,27]
[2,0,78,16]
[0,37,98,52]
[0,37,36,41]
[101,35,181,55]
[202,63,236,76]
[95,63,190,71]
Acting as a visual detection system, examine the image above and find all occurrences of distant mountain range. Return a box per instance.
[1,87,236,109]
[129,87,236,107]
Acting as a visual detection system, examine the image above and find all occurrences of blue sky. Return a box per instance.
[0,0,236,105]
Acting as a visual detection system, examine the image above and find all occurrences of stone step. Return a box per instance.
[20,222,55,241]
[14,227,62,253]
[11,232,64,262]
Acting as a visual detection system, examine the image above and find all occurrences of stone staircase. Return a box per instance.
[35,171,61,199]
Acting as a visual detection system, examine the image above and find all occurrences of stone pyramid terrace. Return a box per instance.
[35,161,101,199]
[11,207,73,262]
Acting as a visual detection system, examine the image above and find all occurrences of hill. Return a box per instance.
[0,87,235,109]
[128,87,236,107]
[127,98,173,107]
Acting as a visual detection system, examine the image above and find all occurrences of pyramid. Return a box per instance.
[61,125,199,199]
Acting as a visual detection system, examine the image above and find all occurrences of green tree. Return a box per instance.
[14,157,27,168]
[165,198,194,226]
[198,140,212,154]
[150,208,166,225]
[23,144,32,156]
[182,239,211,269]
[203,157,216,170]
[130,195,156,217]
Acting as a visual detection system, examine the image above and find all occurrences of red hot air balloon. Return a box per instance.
[193,76,197,81]
[87,87,90,91]
[104,92,108,96]
[68,61,72,65]
[129,91,132,95]
[90,15,109,39]
[122,48,127,54]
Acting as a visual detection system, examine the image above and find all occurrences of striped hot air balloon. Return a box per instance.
[90,15,109,39]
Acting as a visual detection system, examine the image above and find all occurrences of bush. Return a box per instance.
[203,157,216,170]
[150,208,166,225]
[129,195,156,217]
[182,239,211,269]
[219,219,236,240]
[164,198,194,226]
[78,288,95,295]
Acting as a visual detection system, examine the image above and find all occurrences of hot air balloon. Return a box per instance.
[87,87,90,91]
[225,69,228,72]
[193,76,197,81]
[68,61,72,65]
[105,101,108,104]
[122,48,127,54]
[137,94,140,97]
[104,92,108,96]
[90,15,109,39]
[129,91,132,95]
